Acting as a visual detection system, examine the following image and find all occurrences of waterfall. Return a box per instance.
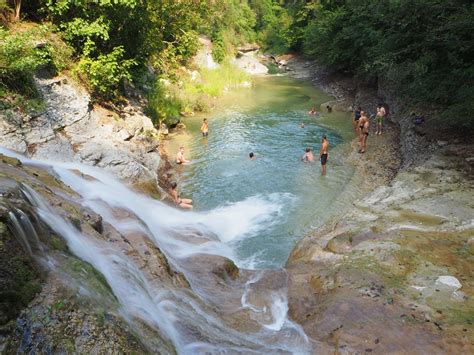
[0,148,313,354]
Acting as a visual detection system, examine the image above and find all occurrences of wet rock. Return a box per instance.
[81,208,103,234]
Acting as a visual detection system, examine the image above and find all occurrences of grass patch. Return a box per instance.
[145,61,251,126]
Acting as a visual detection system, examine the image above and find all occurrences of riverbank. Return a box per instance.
[283,55,474,353]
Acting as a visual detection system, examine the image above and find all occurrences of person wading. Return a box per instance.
[320,135,329,175]
[200,118,209,137]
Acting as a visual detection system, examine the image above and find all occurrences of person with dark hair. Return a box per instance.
[320,135,329,175]
[249,152,256,160]
[376,103,386,135]
[170,182,193,209]
[200,118,209,137]
[326,105,332,113]
[354,106,362,134]
[301,147,314,162]
[308,107,317,116]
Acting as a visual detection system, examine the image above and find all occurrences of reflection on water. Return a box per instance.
[169,76,355,268]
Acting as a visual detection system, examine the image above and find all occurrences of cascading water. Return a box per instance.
[0,147,314,354]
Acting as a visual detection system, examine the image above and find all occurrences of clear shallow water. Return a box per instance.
[169,76,355,269]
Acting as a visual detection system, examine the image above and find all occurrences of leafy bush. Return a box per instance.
[211,31,226,64]
[76,46,135,101]
[0,24,72,103]
[145,79,183,126]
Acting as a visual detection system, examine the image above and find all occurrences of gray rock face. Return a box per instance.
[0,76,160,184]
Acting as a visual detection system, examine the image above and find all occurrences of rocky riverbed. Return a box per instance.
[1,50,473,353]
[282,55,474,353]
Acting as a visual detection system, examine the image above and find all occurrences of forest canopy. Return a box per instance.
[1,0,473,126]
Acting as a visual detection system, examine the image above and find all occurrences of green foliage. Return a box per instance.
[277,0,474,127]
[145,79,184,127]
[196,63,251,98]
[211,31,226,64]
[76,46,135,100]
[0,24,72,110]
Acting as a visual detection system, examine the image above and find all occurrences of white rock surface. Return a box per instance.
[0,76,160,184]
[435,276,462,290]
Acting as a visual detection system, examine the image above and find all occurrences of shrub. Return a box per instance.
[76,46,135,101]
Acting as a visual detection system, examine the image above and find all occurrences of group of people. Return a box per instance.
[171,118,210,208]
[353,103,386,153]
[171,113,332,208]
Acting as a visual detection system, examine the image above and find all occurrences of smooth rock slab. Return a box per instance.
[435,275,462,290]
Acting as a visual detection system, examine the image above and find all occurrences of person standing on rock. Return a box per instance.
[358,111,368,153]
[354,106,362,134]
[320,136,329,175]
[376,103,386,135]
[200,118,209,137]
[176,146,190,165]
[359,112,370,153]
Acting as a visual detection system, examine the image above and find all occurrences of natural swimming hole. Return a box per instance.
[168,76,356,269]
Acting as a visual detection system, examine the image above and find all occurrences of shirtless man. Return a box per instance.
[308,107,317,116]
[360,113,370,153]
[302,147,314,162]
[375,103,386,135]
[353,106,362,134]
[170,182,193,209]
[200,118,209,137]
[358,111,368,151]
[320,135,329,175]
[176,146,190,165]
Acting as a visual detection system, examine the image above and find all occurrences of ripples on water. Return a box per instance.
[173,77,355,269]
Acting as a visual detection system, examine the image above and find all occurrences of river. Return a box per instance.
[167,76,356,269]
[0,76,360,354]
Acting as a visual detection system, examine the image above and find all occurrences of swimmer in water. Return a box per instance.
[301,147,315,162]
[176,146,190,165]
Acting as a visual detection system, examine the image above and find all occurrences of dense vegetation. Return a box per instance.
[1,0,473,127]
[274,0,474,127]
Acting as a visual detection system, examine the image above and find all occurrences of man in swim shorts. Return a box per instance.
[354,106,362,134]
[200,118,209,137]
[376,103,386,135]
[360,114,370,153]
[320,135,329,175]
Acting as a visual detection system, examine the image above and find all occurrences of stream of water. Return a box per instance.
[168,76,355,268]
[0,76,357,353]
